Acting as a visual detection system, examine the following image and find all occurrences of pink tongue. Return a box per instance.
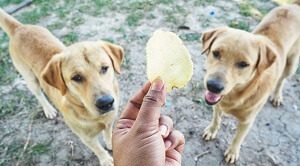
[205,91,221,104]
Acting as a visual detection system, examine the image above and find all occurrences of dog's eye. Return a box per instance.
[236,61,249,69]
[212,51,221,60]
[71,74,83,82]
[100,66,109,74]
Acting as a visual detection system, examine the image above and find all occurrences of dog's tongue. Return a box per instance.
[205,91,221,105]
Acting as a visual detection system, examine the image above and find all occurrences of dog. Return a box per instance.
[0,8,123,166]
[201,1,300,164]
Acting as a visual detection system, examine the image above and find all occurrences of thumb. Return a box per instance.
[135,78,166,126]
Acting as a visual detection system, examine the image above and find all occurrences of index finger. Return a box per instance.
[119,82,151,120]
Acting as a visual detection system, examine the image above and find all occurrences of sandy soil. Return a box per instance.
[0,0,299,166]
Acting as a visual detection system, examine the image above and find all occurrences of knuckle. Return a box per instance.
[160,115,173,124]
[143,90,164,105]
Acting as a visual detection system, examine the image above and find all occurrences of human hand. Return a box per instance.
[112,79,185,166]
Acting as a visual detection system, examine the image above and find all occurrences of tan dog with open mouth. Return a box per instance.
[201,1,300,164]
[0,9,123,166]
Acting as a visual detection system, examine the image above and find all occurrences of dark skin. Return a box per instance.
[113,79,185,166]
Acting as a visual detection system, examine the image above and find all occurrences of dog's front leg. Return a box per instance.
[203,105,223,140]
[79,135,113,166]
[224,120,254,164]
[102,122,113,150]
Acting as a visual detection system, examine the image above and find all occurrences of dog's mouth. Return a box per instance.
[97,105,115,114]
[205,90,222,105]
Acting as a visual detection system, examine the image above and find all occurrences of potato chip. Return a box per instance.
[146,30,193,92]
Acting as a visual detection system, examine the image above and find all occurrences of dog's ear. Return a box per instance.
[201,27,227,55]
[101,41,124,74]
[42,55,67,95]
[256,42,277,74]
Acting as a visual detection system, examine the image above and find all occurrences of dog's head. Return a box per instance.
[42,41,123,116]
[201,27,277,105]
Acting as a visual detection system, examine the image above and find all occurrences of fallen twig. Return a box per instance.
[15,110,39,166]
[67,140,74,157]
[267,153,278,166]
[194,151,210,166]
[7,0,33,15]
[15,118,33,166]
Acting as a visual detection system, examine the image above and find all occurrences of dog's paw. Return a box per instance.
[202,125,218,141]
[270,95,282,107]
[224,147,240,164]
[100,156,114,166]
[43,106,57,119]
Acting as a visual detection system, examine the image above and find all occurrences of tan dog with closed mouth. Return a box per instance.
[201,1,300,164]
[0,9,123,166]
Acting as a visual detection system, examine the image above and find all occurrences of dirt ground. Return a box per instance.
[0,0,299,166]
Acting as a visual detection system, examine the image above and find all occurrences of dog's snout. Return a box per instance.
[207,79,224,94]
[95,95,114,111]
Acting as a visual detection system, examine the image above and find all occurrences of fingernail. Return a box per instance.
[159,125,168,136]
[151,77,164,91]
[165,140,172,149]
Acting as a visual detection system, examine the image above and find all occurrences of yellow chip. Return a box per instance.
[146,30,193,92]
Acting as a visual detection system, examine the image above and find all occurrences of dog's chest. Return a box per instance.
[218,99,257,121]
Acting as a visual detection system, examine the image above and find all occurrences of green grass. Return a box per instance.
[0,34,18,84]
[238,1,266,20]
[0,100,16,119]
[192,97,213,111]
[160,0,173,4]
[0,139,52,165]
[20,10,46,24]
[62,32,79,45]
[0,89,38,119]
[146,13,156,20]
[94,0,113,7]
[180,33,201,42]
[2,0,180,29]
[78,0,114,16]
[29,142,51,156]
[55,3,76,19]
[126,11,144,26]
[192,97,205,105]
[125,1,155,11]
[102,37,115,43]
[0,106,50,165]
[16,0,80,24]
[165,11,177,24]
[47,21,65,31]
[124,0,185,27]
[228,19,250,31]
[194,0,217,6]
[71,17,85,27]
[239,2,253,17]
[15,0,57,24]
[163,5,187,24]
[0,0,23,6]
[0,139,24,165]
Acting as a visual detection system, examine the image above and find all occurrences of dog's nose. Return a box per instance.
[207,79,224,94]
[95,95,114,111]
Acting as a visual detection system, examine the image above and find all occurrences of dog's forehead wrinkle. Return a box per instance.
[66,62,95,75]
[216,36,258,62]
[99,51,115,66]
[82,47,91,64]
